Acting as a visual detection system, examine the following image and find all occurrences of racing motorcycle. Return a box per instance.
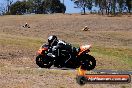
[35,44,96,70]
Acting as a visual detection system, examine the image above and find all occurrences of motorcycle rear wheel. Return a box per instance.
[36,55,53,68]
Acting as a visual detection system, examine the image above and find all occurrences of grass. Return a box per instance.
[0,14,132,88]
[92,45,132,60]
[99,31,132,47]
[90,45,132,70]
[0,33,44,59]
[0,33,43,49]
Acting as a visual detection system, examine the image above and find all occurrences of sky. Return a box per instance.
[0,0,94,13]
[60,0,81,13]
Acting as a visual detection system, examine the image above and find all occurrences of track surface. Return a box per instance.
[49,67,132,74]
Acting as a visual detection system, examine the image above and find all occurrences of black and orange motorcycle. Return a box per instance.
[35,44,96,70]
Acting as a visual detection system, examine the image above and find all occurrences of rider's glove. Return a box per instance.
[47,53,56,58]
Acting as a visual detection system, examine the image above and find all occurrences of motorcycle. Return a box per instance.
[35,44,96,70]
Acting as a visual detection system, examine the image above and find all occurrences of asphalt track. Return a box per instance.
[93,69,132,74]
[49,67,132,75]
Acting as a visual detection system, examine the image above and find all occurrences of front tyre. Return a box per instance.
[36,55,53,68]
[76,76,87,85]
[81,54,96,70]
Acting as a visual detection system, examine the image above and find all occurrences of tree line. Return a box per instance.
[0,0,131,15]
[4,0,66,15]
[73,0,131,15]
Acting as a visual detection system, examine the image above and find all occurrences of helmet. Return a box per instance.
[48,35,58,46]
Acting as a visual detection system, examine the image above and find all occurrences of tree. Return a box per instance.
[10,1,29,15]
[72,0,93,14]
[126,0,132,13]
[6,0,13,13]
[111,0,116,15]
[95,0,106,15]
[117,0,124,13]
[95,0,115,15]
[30,0,44,14]
[44,0,66,13]
[27,0,66,14]
[9,0,66,15]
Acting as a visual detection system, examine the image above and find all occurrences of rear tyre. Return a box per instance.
[36,55,53,68]
[80,54,96,70]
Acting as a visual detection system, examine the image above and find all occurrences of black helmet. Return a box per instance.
[48,35,58,46]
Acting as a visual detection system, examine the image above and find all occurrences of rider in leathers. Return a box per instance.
[47,35,76,67]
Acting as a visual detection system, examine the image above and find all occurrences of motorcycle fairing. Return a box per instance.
[37,48,48,55]
[78,45,91,55]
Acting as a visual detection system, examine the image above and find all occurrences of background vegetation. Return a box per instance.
[0,0,131,15]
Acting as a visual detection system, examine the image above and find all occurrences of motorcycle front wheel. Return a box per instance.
[80,54,96,70]
[76,76,87,85]
[36,55,53,68]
